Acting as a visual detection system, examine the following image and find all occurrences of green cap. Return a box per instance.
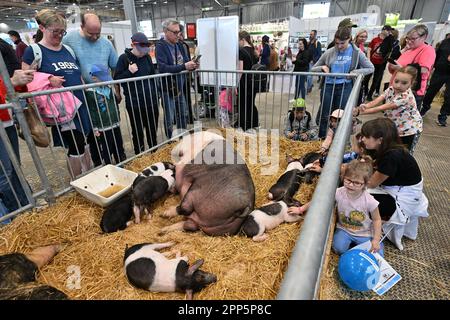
[338,18,357,29]
[292,98,306,110]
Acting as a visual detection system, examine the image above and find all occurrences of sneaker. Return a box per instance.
[436,119,447,127]
[373,93,380,98]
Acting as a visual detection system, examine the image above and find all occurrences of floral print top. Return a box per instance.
[382,87,423,136]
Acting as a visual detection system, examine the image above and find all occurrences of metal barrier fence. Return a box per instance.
[0,57,361,299]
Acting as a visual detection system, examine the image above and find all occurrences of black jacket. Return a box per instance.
[0,39,20,76]
[114,48,158,107]
[434,38,450,74]
[294,49,312,72]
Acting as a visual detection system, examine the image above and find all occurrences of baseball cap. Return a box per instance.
[382,25,393,31]
[338,18,357,29]
[330,109,344,119]
[90,64,113,82]
[131,32,151,53]
[292,98,306,111]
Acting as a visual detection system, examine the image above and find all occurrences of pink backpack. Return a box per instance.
[219,88,233,112]
[27,72,82,125]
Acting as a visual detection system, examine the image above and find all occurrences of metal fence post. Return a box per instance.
[0,54,56,205]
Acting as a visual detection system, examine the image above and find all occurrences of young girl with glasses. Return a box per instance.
[288,157,383,256]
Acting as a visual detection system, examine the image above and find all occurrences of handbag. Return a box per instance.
[16,103,51,148]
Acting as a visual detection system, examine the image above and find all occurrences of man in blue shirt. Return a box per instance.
[156,19,198,138]
[63,12,119,100]
[307,30,321,92]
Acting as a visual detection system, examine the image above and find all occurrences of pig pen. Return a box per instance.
[0,131,323,300]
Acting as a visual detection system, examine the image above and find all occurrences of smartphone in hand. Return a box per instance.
[193,54,202,63]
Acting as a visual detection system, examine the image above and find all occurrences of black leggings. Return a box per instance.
[61,130,86,156]
[371,193,396,221]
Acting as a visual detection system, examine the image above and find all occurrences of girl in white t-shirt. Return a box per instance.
[288,157,383,256]
[354,66,423,154]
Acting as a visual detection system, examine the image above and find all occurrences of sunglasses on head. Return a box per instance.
[132,42,151,47]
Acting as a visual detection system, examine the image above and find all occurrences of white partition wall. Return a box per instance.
[197,16,239,87]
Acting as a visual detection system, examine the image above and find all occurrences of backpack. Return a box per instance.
[30,43,76,70]
[407,47,427,92]
[242,48,268,93]
[408,63,422,92]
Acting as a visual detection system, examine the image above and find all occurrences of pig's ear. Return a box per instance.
[187,259,204,276]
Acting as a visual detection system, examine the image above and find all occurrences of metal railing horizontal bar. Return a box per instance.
[0,189,48,223]
[198,69,359,77]
[17,71,191,98]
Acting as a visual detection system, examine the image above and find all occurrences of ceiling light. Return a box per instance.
[215,0,223,6]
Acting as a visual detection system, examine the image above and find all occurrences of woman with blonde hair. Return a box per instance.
[22,9,93,178]
[354,29,368,54]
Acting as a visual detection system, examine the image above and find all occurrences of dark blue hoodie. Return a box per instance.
[114,48,158,107]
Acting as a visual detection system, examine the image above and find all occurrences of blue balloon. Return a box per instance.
[338,249,381,291]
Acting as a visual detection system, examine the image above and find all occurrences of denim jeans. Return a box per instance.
[295,74,307,99]
[307,62,314,90]
[0,198,11,224]
[316,82,353,138]
[0,125,29,212]
[162,92,188,139]
[333,228,385,257]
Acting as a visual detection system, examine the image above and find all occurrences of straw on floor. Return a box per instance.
[0,131,321,300]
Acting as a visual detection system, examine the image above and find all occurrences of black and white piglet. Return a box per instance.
[141,162,174,177]
[132,169,176,223]
[300,152,322,184]
[267,156,304,202]
[123,242,217,299]
[100,194,134,233]
[241,200,303,241]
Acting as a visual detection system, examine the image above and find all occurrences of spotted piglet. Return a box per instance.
[123,242,217,299]
[132,169,176,223]
[241,200,303,241]
[141,162,174,177]
[267,155,304,203]
[100,194,134,233]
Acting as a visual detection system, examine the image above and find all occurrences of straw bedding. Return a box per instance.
[0,130,322,300]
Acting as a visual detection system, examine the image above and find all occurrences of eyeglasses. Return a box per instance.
[343,178,364,187]
[167,28,181,35]
[47,28,67,36]
[406,35,423,42]
[132,42,151,47]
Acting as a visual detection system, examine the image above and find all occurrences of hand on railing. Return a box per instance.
[321,65,330,73]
